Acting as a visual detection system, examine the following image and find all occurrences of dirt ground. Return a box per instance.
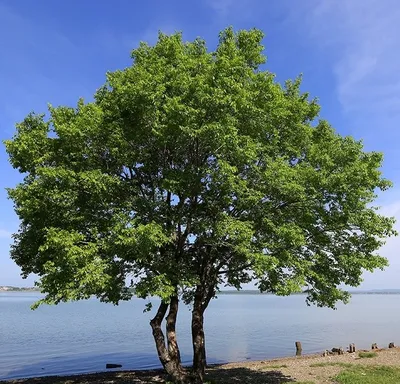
[2,348,400,384]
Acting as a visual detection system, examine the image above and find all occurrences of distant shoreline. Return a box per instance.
[218,289,400,295]
[2,286,400,295]
[0,286,39,292]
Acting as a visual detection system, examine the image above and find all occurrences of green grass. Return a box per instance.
[358,351,378,358]
[309,362,353,368]
[336,365,400,383]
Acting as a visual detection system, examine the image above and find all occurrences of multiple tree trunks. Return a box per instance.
[150,285,213,384]
[150,299,189,384]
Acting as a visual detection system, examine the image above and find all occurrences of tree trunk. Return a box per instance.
[166,296,182,366]
[191,309,206,383]
[191,286,208,383]
[150,299,188,384]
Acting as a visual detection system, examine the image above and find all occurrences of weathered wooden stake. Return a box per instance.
[295,341,302,356]
[349,343,356,353]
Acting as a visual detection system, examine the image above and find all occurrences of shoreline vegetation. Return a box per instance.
[3,286,400,295]
[2,347,400,384]
[0,286,39,292]
[218,289,400,295]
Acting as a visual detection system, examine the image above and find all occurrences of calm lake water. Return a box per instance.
[1,292,400,380]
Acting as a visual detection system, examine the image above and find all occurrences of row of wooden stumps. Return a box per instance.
[295,341,396,356]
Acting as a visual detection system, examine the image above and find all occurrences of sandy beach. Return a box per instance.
[2,347,400,383]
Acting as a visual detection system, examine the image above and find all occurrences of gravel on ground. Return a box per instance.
[2,347,400,384]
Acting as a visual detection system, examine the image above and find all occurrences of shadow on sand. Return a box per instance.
[207,366,295,384]
[1,365,296,384]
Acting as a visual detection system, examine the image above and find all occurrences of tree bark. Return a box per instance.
[191,283,214,383]
[166,296,182,366]
[150,299,188,384]
[192,300,206,383]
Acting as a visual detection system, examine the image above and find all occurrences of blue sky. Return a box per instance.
[1,0,400,288]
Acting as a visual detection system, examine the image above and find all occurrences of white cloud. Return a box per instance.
[205,0,255,24]
[139,25,181,45]
[378,200,400,220]
[206,0,236,17]
[360,197,400,289]
[0,3,86,131]
[96,23,179,57]
[0,229,12,239]
[306,0,400,116]
[0,3,77,66]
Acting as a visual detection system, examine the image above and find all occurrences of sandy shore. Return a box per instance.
[2,348,400,384]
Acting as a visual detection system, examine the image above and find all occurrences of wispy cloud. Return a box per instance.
[0,3,76,67]
[95,25,176,58]
[306,0,400,116]
[0,4,90,132]
[206,0,236,18]
[205,0,255,25]
[0,229,12,239]
[360,199,400,289]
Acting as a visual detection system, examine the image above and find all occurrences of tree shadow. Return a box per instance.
[0,352,225,382]
[206,366,296,384]
[0,352,167,383]
[0,367,296,384]
[0,365,296,384]
[0,369,167,384]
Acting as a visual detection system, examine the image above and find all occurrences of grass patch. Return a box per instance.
[309,362,353,368]
[336,365,400,383]
[358,351,378,358]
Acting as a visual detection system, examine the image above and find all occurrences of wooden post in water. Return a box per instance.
[295,341,302,356]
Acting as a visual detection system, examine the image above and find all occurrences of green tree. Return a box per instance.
[5,28,396,383]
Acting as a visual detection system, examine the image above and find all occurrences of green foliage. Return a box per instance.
[336,365,400,384]
[4,27,396,309]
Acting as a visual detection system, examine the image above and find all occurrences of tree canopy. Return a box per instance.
[5,27,396,383]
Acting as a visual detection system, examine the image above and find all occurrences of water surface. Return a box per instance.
[1,292,399,380]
